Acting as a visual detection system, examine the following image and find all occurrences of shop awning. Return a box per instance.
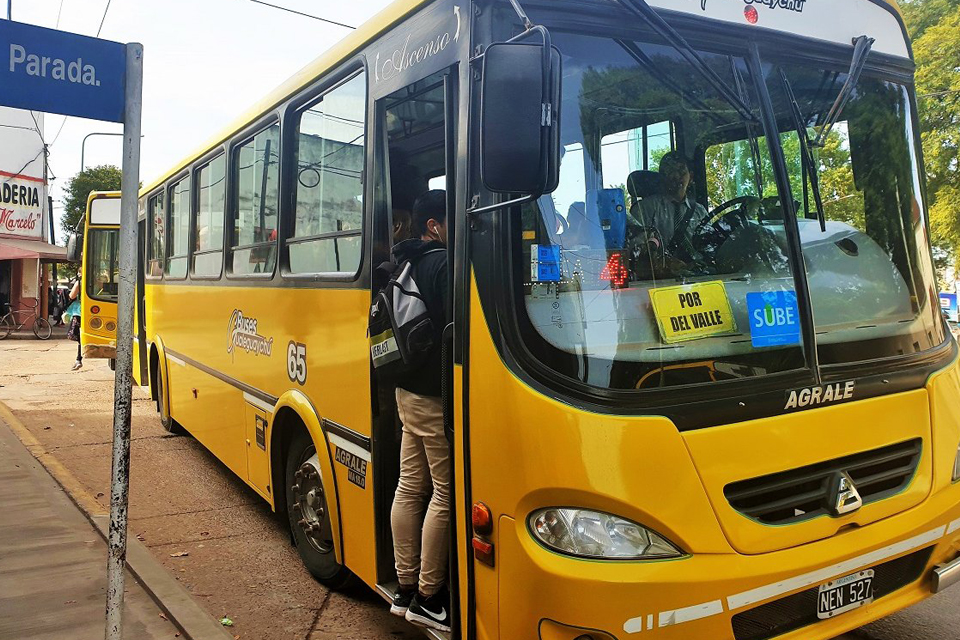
[0,237,68,261]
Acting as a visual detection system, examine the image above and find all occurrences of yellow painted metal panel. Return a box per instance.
[682,390,933,554]
[244,403,271,498]
[144,282,376,585]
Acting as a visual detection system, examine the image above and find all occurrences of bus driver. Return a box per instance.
[638,151,710,265]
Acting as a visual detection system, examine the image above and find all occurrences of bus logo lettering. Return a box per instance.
[784,381,855,410]
[335,447,368,489]
[743,0,807,13]
[373,5,460,84]
[227,309,274,361]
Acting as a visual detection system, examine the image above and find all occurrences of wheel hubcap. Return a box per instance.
[292,454,332,553]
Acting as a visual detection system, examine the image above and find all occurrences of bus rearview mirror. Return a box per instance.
[66,233,82,263]
[480,42,561,195]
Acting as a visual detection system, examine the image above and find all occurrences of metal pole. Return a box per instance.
[104,41,142,640]
[7,0,11,20]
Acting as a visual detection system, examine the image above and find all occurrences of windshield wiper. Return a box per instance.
[732,59,765,198]
[812,35,874,147]
[779,68,827,231]
[612,0,759,124]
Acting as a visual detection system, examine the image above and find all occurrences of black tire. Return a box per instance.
[285,429,354,589]
[33,317,52,340]
[155,363,185,434]
[0,315,12,339]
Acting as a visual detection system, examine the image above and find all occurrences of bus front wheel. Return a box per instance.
[285,429,353,589]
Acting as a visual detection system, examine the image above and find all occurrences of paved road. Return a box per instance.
[1,340,957,639]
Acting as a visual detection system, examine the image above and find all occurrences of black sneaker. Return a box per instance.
[405,587,451,632]
[390,584,417,616]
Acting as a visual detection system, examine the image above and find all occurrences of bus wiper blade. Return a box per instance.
[780,68,827,231]
[612,0,759,124]
[812,35,874,148]
[732,59,764,198]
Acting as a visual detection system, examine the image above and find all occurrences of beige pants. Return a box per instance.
[391,387,450,596]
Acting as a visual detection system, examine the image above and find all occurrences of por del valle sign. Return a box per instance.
[0,19,125,123]
[0,174,43,239]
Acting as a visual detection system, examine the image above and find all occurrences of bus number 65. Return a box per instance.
[287,341,307,385]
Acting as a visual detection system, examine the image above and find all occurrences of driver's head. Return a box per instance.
[658,152,692,201]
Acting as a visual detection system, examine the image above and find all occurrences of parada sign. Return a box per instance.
[0,19,125,123]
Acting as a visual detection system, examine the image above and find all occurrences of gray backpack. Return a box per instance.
[368,249,443,379]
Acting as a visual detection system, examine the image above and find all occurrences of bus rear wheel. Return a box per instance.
[285,429,353,589]
[155,363,184,434]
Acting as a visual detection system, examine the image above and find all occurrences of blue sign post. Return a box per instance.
[0,19,142,640]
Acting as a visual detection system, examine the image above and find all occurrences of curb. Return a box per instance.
[0,399,233,640]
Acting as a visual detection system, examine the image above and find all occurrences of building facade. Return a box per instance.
[0,106,65,328]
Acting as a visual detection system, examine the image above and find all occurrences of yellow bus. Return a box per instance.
[134,0,960,637]
[80,191,121,362]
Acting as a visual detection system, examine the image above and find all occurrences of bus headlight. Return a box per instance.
[953,442,960,482]
[528,508,683,560]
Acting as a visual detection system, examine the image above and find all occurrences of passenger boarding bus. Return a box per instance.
[133,0,960,637]
[72,191,121,362]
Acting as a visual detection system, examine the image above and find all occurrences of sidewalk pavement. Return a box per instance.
[0,410,219,640]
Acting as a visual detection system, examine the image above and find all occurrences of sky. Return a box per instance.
[10,0,392,239]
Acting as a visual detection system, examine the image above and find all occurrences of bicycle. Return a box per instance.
[0,299,53,340]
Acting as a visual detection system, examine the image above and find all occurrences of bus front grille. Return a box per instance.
[730,546,932,640]
[723,438,922,525]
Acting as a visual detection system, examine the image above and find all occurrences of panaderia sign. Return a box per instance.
[0,173,44,239]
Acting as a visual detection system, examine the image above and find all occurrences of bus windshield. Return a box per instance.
[513,31,943,391]
[86,227,120,303]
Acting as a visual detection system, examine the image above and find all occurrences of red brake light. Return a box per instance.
[90,305,100,314]
[600,253,629,288]
[744,5,759,23]
[472,502,493,535]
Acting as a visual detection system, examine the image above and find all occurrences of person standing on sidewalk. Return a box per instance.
[388,190,452,633]
[67,273,83,370]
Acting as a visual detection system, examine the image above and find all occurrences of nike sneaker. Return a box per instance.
[405,586,451,632]
[390,584,417,617]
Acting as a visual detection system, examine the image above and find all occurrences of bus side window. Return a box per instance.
[147,191,165,277]
[166,176,190,279]
[287,71,366,275]
[231,122,280,276]
[193,154,225,278]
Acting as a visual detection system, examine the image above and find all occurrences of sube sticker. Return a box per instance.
[746,290,800,348]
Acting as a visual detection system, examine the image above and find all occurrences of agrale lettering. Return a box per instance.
[784,381,855,410]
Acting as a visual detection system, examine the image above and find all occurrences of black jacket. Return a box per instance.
[391,238,448,397]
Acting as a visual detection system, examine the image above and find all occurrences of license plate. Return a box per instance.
[817,569,875,619]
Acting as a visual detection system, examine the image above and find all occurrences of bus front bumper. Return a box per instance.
[82,344,116,359]
[496,491,960,640]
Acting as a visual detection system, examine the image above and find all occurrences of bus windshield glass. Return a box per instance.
[513,31,943,391]
[761,60,944,365]
[86,228,120,303]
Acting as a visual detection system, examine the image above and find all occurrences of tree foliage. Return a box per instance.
[903,0,960,262]
[61,165,122,235]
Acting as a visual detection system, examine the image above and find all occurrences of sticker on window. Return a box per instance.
[746,290,801,348]
[649,281,736,343]
[531,244,561,282]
